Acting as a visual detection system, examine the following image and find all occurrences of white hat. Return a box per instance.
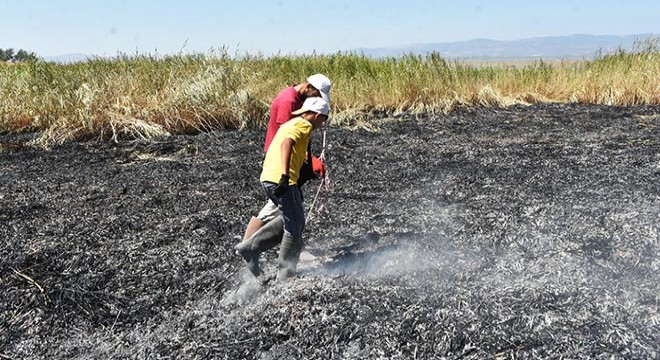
[292,97,330,116]
[307,73,332,103]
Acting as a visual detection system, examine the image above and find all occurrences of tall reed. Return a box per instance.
[0,38,658,146]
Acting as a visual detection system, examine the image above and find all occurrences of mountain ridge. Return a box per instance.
[42,34,658,63]
[353,34,658,61]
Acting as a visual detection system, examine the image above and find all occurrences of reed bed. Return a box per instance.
[0,39,658,146]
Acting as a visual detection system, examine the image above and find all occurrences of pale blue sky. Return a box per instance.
[2,0,659,57]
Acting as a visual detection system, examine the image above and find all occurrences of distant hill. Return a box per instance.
[43,53,91,64]
[353,34,658,61]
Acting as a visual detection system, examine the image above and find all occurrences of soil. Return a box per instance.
[2,103,660,359]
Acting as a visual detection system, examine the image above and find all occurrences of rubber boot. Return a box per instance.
[234,215,284,277]
[277,234,303,282]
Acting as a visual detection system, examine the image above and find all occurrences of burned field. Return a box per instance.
[2,103,660,359]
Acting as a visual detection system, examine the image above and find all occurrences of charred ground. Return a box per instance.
[1,103,659,359]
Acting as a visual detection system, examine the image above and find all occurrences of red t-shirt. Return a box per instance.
[264,86,303,152]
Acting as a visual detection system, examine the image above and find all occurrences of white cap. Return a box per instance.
[292,97,330,116]
[307,73,332,103]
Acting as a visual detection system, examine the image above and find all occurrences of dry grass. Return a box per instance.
[0,38,658,146]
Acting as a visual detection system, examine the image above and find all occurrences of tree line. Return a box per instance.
[0,48,39,62]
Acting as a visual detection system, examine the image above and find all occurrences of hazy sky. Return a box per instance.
[2,0,659,57]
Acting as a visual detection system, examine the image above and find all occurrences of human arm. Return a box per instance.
[273,138,295,196]
[280,138,295,177]
[274,100,296,125]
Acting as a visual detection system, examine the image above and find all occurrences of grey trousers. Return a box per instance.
[261,181,305,238]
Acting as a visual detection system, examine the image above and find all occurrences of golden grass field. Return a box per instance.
[1,39,658,146]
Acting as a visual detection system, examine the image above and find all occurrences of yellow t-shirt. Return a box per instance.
[260,117,312,185]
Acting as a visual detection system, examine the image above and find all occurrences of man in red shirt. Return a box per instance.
[263,74,331,153]
[242,74,331,241]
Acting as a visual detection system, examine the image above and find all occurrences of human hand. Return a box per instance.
[311,156,325,177]
[273,174,290,197]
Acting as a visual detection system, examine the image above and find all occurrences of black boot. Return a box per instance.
[235,215,284,277]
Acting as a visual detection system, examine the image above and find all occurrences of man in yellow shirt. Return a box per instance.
[236,97,330,281]
[242,74,331,241]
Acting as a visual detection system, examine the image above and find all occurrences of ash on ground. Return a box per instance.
[2,104,659,359]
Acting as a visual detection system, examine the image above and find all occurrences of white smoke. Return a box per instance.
[220,268,264,306]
